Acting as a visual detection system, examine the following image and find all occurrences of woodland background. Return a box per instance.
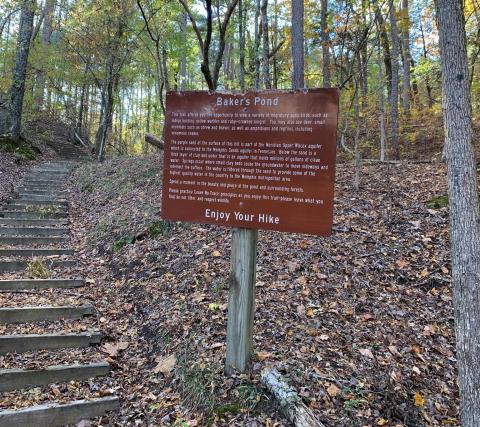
[1,0,479,160]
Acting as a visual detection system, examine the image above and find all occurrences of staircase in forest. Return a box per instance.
[0,150,118,425]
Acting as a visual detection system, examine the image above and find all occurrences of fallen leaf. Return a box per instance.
[256,351,272,361]
[359,348,374,359]
[100,341,129,358]
[212,250,221,257]
[297,304,306,317]
[154,354,176,375]
[377,419,389,426]
[414,392,425,407]
[326,383,340,397]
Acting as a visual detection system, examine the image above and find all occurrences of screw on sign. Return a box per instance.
[161,89,340,375]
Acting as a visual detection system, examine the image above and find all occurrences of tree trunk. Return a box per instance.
[9,0,35,142]
[34,0,54,109]
[261,369,324,427]
[389,0,400,160]
[238,0,245,91]
[436,1,480,424]
[374,3,392,99]
[291,0,304,89]
[261,0,271,89]
[377,38,386,161]
[179,13,188,91]
[320,0,330,88]
[254,0,261,90]
[420,21,433,108]
[400,0,411,112]
[272,0,279,88]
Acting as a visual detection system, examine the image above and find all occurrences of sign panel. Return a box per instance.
[161,89,339,235]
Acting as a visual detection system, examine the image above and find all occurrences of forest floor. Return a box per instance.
[58,154,457,426]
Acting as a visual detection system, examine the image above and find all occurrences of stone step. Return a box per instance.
[0,279,84,290]
[0,304,94,323]
[0,227,69,236]
[0,248,73,257]
[0,362,110,392]
[8,199,68,206]
[0,259,75,273]
[0,331,102,354]
[0,236,69,245]
[0,396,119,426]
[0,211,67,219]
[0,218,67,226]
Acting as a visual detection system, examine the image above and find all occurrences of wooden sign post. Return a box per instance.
[161,89,339,375]
[225,228,258,375]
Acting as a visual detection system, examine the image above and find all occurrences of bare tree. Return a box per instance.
[178,0,239,90]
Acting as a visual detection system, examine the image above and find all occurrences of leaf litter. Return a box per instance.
[59,155,458,426]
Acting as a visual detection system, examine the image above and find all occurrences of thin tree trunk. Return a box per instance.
[261,0,271,89]
[420,21,433,108]
[254,0,261,90]
[9,0,35,142]
[320,0,330,88]
[179,13,187,91]
[291,0,304,89]
[238,0,245,90]
[353,82,360,191]
[400,0,411,112]
[272,0,279,88]
[34,0,54,108]
[435,0,480,425]
[377,37,386,161]
[374,3,392,98]
[389,0,400,160]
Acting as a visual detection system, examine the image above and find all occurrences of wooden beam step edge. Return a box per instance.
[0,396,119,427]
[0,362,110,392]
[0,279,84,291]
[0,331,102,354]
[0,304,94,324]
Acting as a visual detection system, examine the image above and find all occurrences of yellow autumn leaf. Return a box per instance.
[306,307,315,318]
[208,302,220,311]
[414,392,425,407]
[212,250,221,257]
[377,418,389,425]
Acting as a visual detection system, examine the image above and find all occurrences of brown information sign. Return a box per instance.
[161,89,339,235]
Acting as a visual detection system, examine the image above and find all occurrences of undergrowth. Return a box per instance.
[26,259,51,279]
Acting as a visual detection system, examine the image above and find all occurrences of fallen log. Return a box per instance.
[261,369,325,427]
[145,133,164,150]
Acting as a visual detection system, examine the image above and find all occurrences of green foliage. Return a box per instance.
[147,220,171,238]
[176,359,217,413]
[213,404,241,417]
[426,195,449,209]
[112,234,135,251]
[0,136,36,161]
[81,182,94,193]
